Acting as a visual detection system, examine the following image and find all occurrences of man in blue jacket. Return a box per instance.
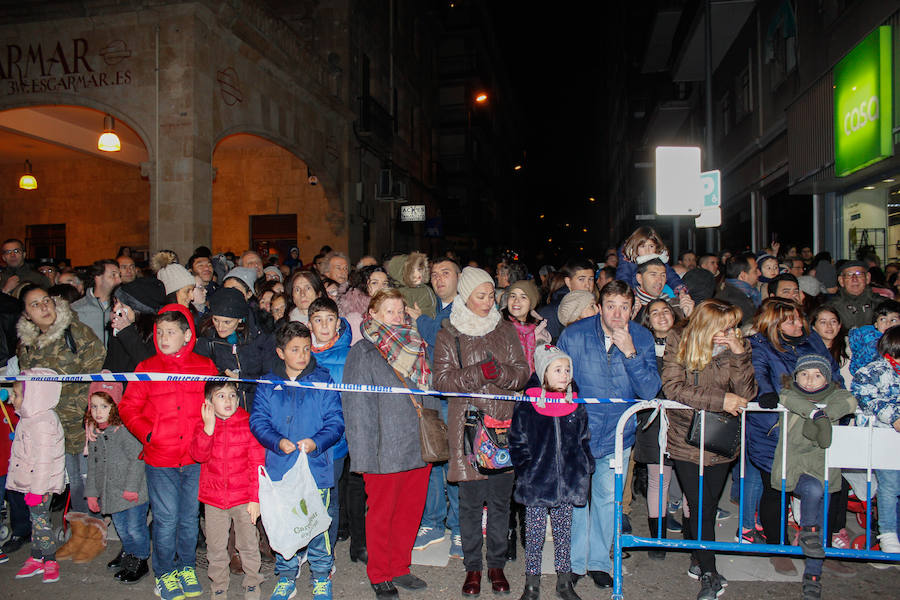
[558,280,661,589]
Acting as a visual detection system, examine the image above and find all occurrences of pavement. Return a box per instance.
[3,484,900,600]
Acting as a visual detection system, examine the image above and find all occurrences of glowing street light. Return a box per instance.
[474,92,488,104]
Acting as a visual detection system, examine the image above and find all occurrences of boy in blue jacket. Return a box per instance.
[250,322,344,600]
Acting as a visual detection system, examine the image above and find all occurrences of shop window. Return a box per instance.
[25,224,65,260]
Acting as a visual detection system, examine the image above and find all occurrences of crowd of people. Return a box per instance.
[0,228,899,600]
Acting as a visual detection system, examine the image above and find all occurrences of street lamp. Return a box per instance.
[474,92,488,104]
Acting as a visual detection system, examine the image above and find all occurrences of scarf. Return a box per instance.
[726,278,762,307]
[635,286,663,306]
[361,313,430,386]
[509,317,538,373]
[449,295,501,337]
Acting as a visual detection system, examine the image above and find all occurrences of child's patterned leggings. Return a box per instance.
[30,497,57,560]
[524,503,573,575]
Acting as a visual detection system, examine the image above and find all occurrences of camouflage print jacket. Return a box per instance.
[17,298,106,455]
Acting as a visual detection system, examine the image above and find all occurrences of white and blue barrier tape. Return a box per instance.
[0,372,642,405]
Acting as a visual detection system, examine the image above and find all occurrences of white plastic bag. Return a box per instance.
[258,451,332,558]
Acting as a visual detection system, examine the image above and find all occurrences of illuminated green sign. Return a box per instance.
[834,26,893,177]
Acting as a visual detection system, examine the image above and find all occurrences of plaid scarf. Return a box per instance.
[362,313,431,387]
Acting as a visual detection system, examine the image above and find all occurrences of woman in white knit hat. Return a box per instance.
[433,267,530,597]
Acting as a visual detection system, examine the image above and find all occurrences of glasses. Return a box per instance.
[2,248,22,255]
[27,296,53,310]
[843,271,866,279]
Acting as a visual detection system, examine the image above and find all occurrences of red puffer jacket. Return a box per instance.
[190,408,265,509]
[119,304,218,468]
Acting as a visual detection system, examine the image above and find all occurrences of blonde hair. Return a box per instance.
[752,297,808,353]
[676,299,743,371]
[367,288,406,314]
[622,227,668,262]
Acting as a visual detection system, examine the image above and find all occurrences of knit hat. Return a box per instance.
[224,267,258,295]
[264,265,284,282]
[798,275,826,298]
[793,354,832,384]
[557,290,596,327]
[507,279,540,310]
[88,373,124,406]
[457,266,494,303]
[156,263,195,296]
[534,344,572,387]
[208,287,249,320]
[114,278,166,314]
[531,344,577,417]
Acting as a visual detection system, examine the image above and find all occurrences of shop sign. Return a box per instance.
[834,26,893,177]
[400,204,426,222]
[0,37,134,96]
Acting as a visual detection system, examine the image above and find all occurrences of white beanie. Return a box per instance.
[533,344,573,387]
[157,263,195,296]
[457,266,494,303]
[557,290,596,327]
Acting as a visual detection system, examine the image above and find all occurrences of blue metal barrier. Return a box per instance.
[610,400,900,600]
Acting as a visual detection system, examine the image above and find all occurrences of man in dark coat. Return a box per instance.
[715,254,760,328]
[826,260,884,330]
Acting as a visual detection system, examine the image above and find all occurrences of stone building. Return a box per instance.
[0,0,443,265]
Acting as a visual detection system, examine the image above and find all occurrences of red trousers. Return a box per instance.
[363,465,431,584]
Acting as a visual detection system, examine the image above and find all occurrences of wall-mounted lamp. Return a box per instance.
[307,167,318,186]
[98,114,121,152]
[18,159,37,190]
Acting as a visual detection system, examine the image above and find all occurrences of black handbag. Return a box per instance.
[685,410,742,457]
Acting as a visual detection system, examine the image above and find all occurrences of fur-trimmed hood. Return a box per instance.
[17,296,74,350]
[338,287,370,317]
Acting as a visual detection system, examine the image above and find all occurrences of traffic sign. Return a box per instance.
[700,170,720,207]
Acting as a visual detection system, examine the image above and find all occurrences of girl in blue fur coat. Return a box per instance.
[509,344,592,600]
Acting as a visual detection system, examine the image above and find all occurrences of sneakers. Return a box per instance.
[687,559,728,586]
[270,576,297,600]
[735,527,766,544]
[42,560,60,583]
[15,556,45,579]
[802,573,822,600]
[392,573,427,590]
[312,575,333,599]
[177,566,203,597]
[0,550,8,564]
[666,513,683,533]
[878,531,900,554]
[413,526,446,550]
[715,508,731,521]
[449,534,463,558]
[798,526,826,559]
[831,528,851,549]
[696,572,725,599]
[155,570,186,600]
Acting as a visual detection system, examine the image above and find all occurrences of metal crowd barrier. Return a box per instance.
[611,400,900,600]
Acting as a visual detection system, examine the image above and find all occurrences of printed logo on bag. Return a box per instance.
[293,511,321,535]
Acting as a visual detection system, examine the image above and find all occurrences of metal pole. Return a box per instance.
[704,0,716,253]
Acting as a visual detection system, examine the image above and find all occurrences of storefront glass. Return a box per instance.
[841,175,900,264]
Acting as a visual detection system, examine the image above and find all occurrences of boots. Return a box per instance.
[648,517,667,560]
[555,573,581,600]
[72,516,107,563]
[56,513,89,561]
[506,527,518,561]
[518,574,540,600]
[117,553,149,584]
[107,547,126,570]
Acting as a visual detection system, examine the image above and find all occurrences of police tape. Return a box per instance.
[0,371,642,405]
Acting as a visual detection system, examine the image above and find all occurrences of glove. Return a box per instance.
[812,409,833,449]
[758,392,779,409]
[479,357,501,380]
[24,493,43,507]
[122,491,140,503]
[87,496,101,513]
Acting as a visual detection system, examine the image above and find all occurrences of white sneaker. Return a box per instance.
[878,532,900,554]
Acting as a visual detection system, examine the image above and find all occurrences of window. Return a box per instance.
[735,67,752,122]
[719,92,732,139]
[26,224,65,260]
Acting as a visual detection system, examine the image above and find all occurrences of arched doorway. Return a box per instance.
[0,105,150,266]
[212,133,346,266]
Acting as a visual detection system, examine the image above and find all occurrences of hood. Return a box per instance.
[17,367,62,417]
[153,303,198,359]
[16,296,74,349]
[337,287,370,316]
[386,254,407,285]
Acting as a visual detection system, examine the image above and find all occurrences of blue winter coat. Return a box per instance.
[416,300,453,362]
[249,357,344,488]
[747,331,842,472]
[509,376,593,507]
[312,318,352,459]
[557,316,661,458]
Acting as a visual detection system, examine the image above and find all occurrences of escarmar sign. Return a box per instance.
[833,26,893,177]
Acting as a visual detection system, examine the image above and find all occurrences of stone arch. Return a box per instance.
[211,131,346,263]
